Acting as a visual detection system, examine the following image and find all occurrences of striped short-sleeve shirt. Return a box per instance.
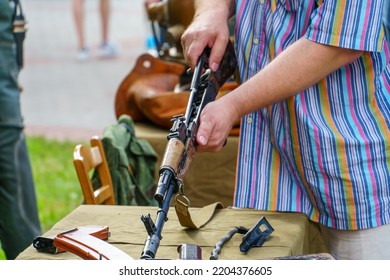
[233,0,390,230]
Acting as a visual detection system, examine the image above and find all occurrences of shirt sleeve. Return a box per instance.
[305,0,385,52]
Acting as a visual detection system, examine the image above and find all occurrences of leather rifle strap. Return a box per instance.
[174,194,224,229]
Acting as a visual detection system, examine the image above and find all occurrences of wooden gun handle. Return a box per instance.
[33,225,110,254]
[77,225,110,240]
[53,228,133,260]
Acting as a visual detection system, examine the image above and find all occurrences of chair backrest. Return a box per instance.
[73,136,116,205]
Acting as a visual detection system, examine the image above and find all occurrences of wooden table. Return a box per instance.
[17,205,328,260]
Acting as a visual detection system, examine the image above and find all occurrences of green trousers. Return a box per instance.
[0,0,41,260]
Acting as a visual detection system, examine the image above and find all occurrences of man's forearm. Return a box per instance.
[224,38,364,120]
[194,0,235,20]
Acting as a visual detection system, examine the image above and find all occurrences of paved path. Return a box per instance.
[20,0,150,141]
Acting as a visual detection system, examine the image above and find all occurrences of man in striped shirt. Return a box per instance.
[182,0,390,259]
[384,0,390,46]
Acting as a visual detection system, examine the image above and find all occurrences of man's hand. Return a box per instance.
[181,0,234,72]
[196,97,239,152]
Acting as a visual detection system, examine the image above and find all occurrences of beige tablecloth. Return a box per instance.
[17,205,328,260]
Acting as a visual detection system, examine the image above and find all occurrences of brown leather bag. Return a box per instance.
[115,53,185,122]
[114,53,240,135]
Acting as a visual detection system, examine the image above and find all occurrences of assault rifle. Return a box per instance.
[140,41,237,259]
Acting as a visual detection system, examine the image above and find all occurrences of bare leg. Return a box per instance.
[72,0,86,50]
[98,0,117,58]
[100,0,110,45]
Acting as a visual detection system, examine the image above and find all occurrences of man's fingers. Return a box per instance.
[196,116,228,152]
[208,36,229,72]
[187,44,204,70]
[196,119,213,147]
[182,30,209,69]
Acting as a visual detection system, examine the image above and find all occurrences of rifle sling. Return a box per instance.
[174,195,224,229]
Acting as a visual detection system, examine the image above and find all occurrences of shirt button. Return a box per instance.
[247,117,253,124]
[253,38,259,45]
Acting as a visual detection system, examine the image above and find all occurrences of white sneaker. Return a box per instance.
[76,48,89,62]
[98,42,118,59]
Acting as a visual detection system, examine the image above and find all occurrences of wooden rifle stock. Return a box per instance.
[53,227,132,260]
[33,225,110,254]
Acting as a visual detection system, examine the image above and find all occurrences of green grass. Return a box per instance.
[0,136,85,260]
[28,136,85,231]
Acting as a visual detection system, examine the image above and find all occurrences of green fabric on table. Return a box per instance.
[92,114,158,206]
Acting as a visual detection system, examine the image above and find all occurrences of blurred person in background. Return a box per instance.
[72,0,117,61]
[0,0,41,259]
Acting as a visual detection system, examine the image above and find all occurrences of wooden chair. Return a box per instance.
[73,136,116,205]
